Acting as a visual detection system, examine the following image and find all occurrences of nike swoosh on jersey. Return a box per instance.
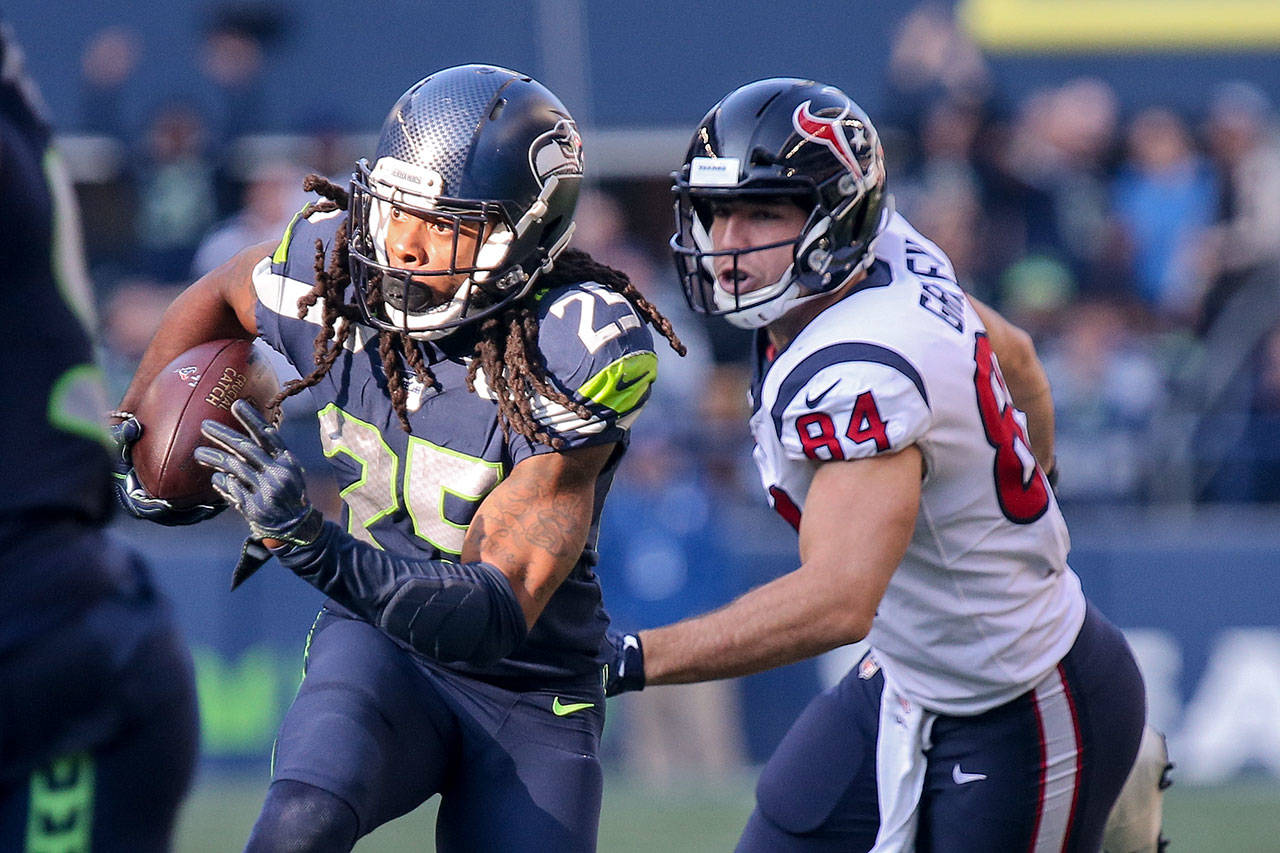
[552,697,596,717]
[614,373,645,392]
[805,380,839,408]
[952,764,988,785]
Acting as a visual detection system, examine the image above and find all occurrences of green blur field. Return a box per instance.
[176,774,1280,852]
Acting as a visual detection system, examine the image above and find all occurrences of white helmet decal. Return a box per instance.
[528,119,584,185]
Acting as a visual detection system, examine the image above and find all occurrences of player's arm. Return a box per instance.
[109,241,274,525]
[968,295,1055,470]
[635,445,921,685]
[462,442,616,627]
[195,400,616,664]
[115,240,272,415]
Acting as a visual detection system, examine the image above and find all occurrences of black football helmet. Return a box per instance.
[348,64,584,339]
[671,78,890,328]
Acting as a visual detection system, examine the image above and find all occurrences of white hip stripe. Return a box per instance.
[1029,664,1082,853]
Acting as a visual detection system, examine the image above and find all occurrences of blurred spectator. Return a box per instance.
[1236,323,1280,501]
[1196,81,1280,335]
[79,25,140,139]
[999,254,1077,342]
[1040,299,1164,503]
[100,280,182,392]
[191,160,310,277]
[200,4,291,214]
[571,188,715,422]
[1112,107,1218,320]
[898,147,989,298]
[200,4,287,140]
[133,100,218,281]
[1005,79,1127,294]
[884,2,993,139]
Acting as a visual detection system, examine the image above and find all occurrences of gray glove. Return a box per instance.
[194,400,323,547]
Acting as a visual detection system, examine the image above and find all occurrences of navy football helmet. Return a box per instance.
[348,64,583,339]
[671,78,890,328]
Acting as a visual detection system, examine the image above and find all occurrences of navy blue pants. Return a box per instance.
[267,606,606,851]
[739,603,1146,852]
[0,520,199,852]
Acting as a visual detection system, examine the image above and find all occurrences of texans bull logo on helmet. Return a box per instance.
[529,119,584,186]
[792,99,868,182]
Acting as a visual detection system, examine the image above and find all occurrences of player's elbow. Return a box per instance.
[1000,325,1041,382]
[820,605,874,648]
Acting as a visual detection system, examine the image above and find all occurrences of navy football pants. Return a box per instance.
[263,606,606,851]
[0,522,199,852]
[738,603,1146,852]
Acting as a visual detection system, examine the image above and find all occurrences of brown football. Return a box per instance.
[132,339,280,508]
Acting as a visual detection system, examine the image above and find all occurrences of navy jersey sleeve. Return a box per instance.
[502,281,657,465]
[251,207,365,371]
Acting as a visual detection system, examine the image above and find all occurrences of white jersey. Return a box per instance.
[750,212,1085,715]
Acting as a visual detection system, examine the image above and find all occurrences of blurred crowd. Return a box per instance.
[60,1,1280,785]
[75,5,1280,515]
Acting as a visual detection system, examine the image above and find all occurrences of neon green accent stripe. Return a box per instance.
[47,363,110,447]
[43,148,97,336]
[272,608,326,778]
[577,351,657,414]
[26,753,94,852]
[272,204,311,264]
[300,608,324,681]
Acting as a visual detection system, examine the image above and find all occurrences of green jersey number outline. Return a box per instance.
[317,404,503,553]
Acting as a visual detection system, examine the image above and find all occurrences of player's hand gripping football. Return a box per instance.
[194,399,324,547]
[604,629,646,697]
[110,415,225,525]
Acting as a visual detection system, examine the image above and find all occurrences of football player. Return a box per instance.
[0,19,199,852]
[111,65,683,851]
[605,77,1150,851]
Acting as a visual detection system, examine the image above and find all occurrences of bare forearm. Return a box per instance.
[1005,368,1055,467]
[462,443,614,628]
[117,241,270,413]
[640,565,863,685]
[118,284,254,411]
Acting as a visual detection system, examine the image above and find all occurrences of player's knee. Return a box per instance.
[244,779,359,853]
[1103,726,1172,853]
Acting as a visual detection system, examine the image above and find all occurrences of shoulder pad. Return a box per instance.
[519,281,658,441]
[771,342,930,462]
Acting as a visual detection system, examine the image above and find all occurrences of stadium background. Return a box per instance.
[8,0,1280,848]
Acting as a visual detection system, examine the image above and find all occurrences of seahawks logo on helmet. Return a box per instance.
[529,119,584,185]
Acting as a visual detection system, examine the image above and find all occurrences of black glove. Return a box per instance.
[194,399,324,548]
[110,415,225,526]
[604,629,645,697]
[1045,457,1060,495]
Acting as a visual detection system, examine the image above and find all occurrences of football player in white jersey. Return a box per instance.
[604,78,1155,852]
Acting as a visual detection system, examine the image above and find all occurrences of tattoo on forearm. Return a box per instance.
[469,462,592,568]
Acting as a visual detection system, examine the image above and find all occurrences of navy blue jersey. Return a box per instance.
[253,209,657,685]
[0,26,112,520]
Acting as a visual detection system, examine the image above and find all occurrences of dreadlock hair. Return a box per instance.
[269,174,685,448]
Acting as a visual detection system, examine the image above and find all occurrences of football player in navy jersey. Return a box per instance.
[0,20,199,852]
[605,78,1162,852]
[110,65,682,852]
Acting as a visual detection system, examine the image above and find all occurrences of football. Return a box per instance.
[132,338,281,508]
